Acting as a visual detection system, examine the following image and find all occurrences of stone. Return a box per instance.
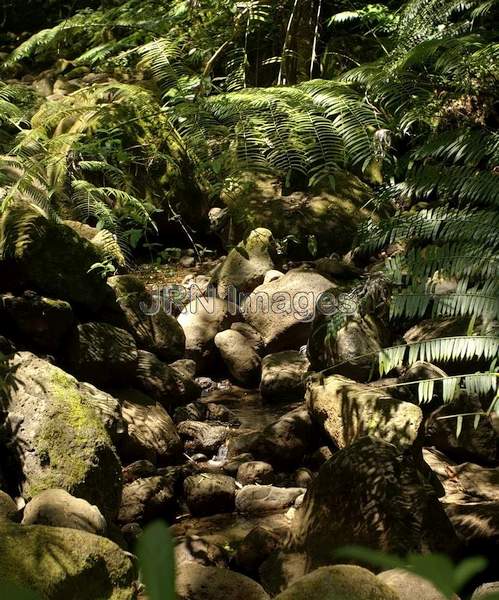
[118,471,180,525]
[178,296,236,368]
[3,353,122,520]
[122,460,156,483]
[178,420,231,455]
[176,563,269,600]
[68,322,138,387]
[135,350,200,408]
[404,318,469,343]
[237,461,274,485]
[116,389,182,465]
[274,565,400,600]
[289,437,459,573]
[260,351,309,401]
[472,583,499,599]
[22,488,107,535]
[306,374,423,450]
[377,569,460,600]
[236,485,305,514]
[184,474,237,517]
[308,313,388,381]
[213,228,276,298]
[175,536,228,568]
[214,329,261,387]
[241,268,334,352]
[264,270,284,284]
[0,209,112,311]
[0,490,19,522]
[107,274,185,361]
[77,381,126,445]
[425,393,497,464]
[231,322,265,354]
[293,468,314,488]
[235,526,284,574]
[0,522,135,600]
[0,292,74,352]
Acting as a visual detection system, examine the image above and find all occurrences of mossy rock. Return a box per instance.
[274,565,400,600]
[4,353,122,520]
[0,209,111,312]
[0,522,136,600]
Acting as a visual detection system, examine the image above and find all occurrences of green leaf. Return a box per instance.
[334,546,404,570]
[136,520,175,600]
[0,583,41,600]
[452,556,488,591]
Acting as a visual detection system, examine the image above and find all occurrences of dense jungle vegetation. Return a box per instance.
[0,0,498,599]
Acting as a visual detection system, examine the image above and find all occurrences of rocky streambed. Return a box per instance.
[0,218,497,599]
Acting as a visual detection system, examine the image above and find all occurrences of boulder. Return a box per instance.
[231,322,265,354]
[0,209,112,312]
[116,389,182,464]
[175,536,229,568]
[472,583,499,599]
[241,268,334,352]
[107,274,185,361]
[0,522,135,600]
[118,471,181,525]
[135,350,200,408]
[237,461,274,485]
[178,420,231,455]
[289,437,459,572]
[3,353,122,520]
[68,322,138,387]
[306,374,423,450]
[260,351,309,401]
[236,485,304,515]
[176,563,269,600]
[214,329,261,386]
[76,381,126,445]
[184,474,237,517]
[178,296,237,368]
[274,565,400,600]
[0,490,19,522]
[378,569,460,600]
[308,315,388,381]
[404,318,469,343]
[22,488,106,535]
[235,526,284,574]
[213,228,276,298]
[122,460,156,483]
[0,292,73,352]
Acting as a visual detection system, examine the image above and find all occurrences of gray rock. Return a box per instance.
[214,329,261,386]
[237,461,274,485]
[236,485,305,514]
[0,491,19,522]
[260,351,309,401]
[235,525,285,574]
[175,536,228,568]
[472,583,499,599]
[178,420,231,454]
[378,569,460,600]
[22,488,106,535]
[184,473,237,516]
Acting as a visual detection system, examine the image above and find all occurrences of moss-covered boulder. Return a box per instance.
[3,353,122,520]
[274,565,400,600]
[0,522,136,600]
[211,228,276,298]
[106,275,185,362]
[306,374,423,450]
[0,209,112,312]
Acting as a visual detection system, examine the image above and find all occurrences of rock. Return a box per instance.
[176,563,269,600]
[235,526,284,574]
[241,268,334,352]
[398,361,449,408]
[308,314,388,381]
[116,389,182,464]
[135,350,200,408]
[236,485,305,514]
[213,228,276,298]
[274,565,400,600]
[425,394,497,464]
[22,488,106,535]
[3,353,122,520]
[404,318,469,343]
[306,374,423,450]
[0,522,135,599]
[223,453,255,476]
[231,322,265,354]
[107,274,185,361]
[237,461,274,485]
[178,420,231,455]
[289,437,459,573]
[68,322,138,387]
[260,351,309,401]
[175,536,228,568]
[171,358,197,379]
[0,209,112,312]
[178,296,237,368]
[0,490,19,521]
[77,381,126,445]
[472,583,499,599]
[257,407,316,468]
[214,329,261,386]
[0,292,74,352]
[118,472,180,525]
[377,569,460,600]
[184,474,237,516]
[264,270,284,284]
[293,468,314,488]
[307,445,334,470]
